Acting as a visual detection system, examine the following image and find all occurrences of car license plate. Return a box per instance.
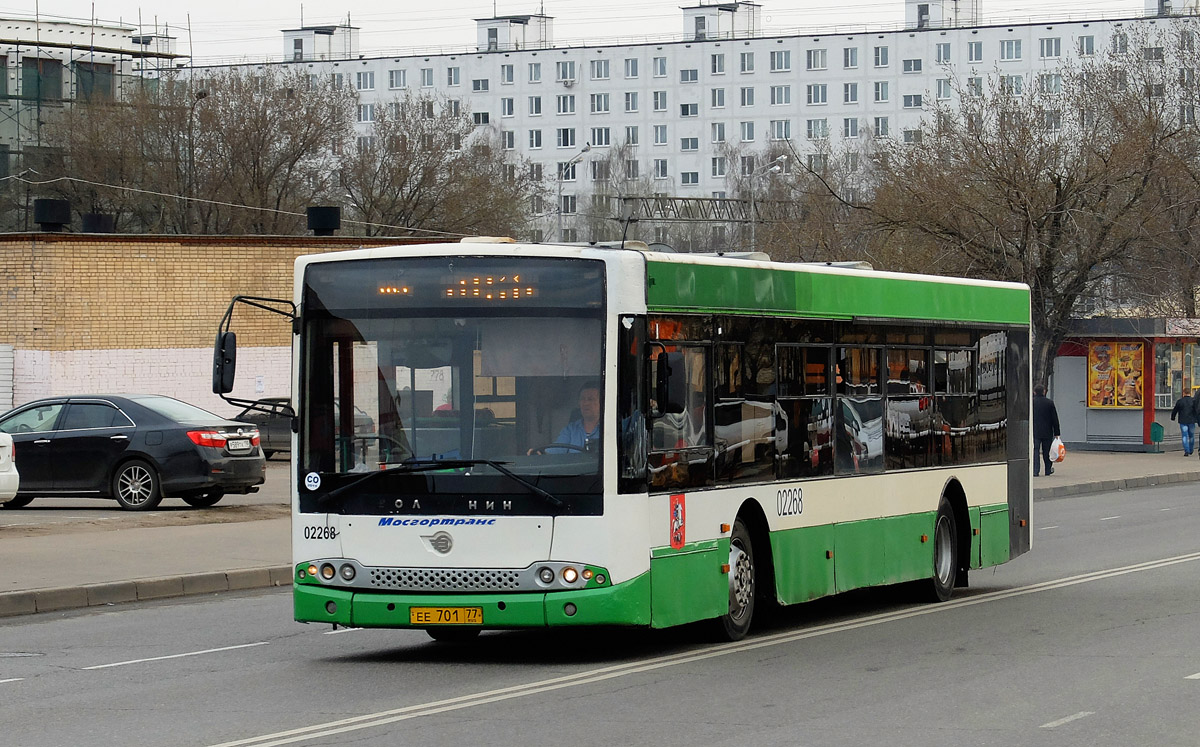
[409,606,483,625]
[227,438,251,450]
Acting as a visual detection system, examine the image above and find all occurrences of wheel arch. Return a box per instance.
[106,453,162,497]
[940,477,971,586]
[736,497,778,606]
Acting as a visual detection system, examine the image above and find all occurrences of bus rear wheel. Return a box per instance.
[925,497,958,602]
[716,517,756,641]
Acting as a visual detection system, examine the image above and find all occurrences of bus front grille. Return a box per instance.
[369,567,522,591]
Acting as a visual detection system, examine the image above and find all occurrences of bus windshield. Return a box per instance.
[297,256,606,515]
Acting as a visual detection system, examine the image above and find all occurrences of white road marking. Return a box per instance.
[1040,711,1095,728]
[322,627,363,636]
[0,678,23,685]
[1040,525,1059,530]
[1161,508,1173,511]
[83,642,269,670]
[209,550,1200,747]
[1100,516,1121,521]
[1186,672,1200,680]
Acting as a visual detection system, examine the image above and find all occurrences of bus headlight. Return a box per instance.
[320,563,336,580]
[561,567,578,584]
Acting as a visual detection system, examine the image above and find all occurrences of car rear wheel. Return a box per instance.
[182,490,224,508]
[112,460,162,511]
[1,495,33,509]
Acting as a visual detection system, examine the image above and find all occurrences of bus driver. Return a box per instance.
[529,381,602,454]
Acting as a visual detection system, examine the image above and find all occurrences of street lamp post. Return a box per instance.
[748,154,787,252]
[556,142,591,242]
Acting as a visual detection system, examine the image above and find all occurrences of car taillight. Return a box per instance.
[251,433,261,446]
[187,430,226,448]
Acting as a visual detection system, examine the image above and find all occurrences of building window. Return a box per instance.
[420,68,434,87]
[807,153,827,171]
[529,130,543,148]
[654,159,669,178]
[844,47,858,69]
[740,121,755,142]
[625,58,639,78]
[1113,32,1128,54]
[653,56,667,77]
[590,93,610,113]
[592,127,612,146]
[1001,75,1024,95]
[843,117,859,138]
[557,127,576,147]
[1079,35,1095,56]
[902,58,922,73]
[805,84,825,105]
[902,129,922,144]
[1144,46,1165,62]
[529,96,543,115]
[844,82,858,104]
[968,41,982,63]
[681,68,699,83]
[874,116,889,136]
[501,97,515,116]
[681,103,699,117]
[806,118,828,139]
[740,51,755,73]
[711,88,725,107]
[681,136,699,151]
[356,71,375,90]
[590,161,610,181]
[681,171,699,185]
[1039,37,1061,58]
[903,94,923,108]
[770,50,791,72]
[500,64,514,84]
[560,194,577,215]
[936,43,950,63]
[740,86,755,106]
[556,61,576,82]
[502,130,515,149]
[1182,104,1196,125]
[557,95,576,114]
[448,67,461,85]
[740,155,756,175]
[626,125,639,145]
[874,81,889,102]
[770,119,792,140]
[448,99,461,117]
[806,49,827,71]
[1000,39,1022,61]
[357,103,375,122]
[712,53,725,74]
[473,112,490,125]
[936,78,951,100]
[967,76,983,96]
[712,122,726,142]
[625,92,639,112]
[558,162,578,181]
[1039,73,1062,94]
[772,85,793,105]
[626,159,640,178]
[654,124,668,145]
[653,91,668,111]
[874,45,889,67]
[388,69,406,89]
[1041,109,1062,131]
[529,62,542,82]
[590,59,610,80]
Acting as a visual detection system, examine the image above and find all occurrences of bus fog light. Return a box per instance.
[325,601,337,614]
[582,569,593,580]
[297,569,307,579]
[562,567,578,583]
[596,575,606,585]
[563,603,577,617]
[538,567,555,584]
[340,564,356,581]
[320,564,336,580]
[307,564,318,576]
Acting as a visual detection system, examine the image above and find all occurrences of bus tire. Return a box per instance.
[716,517,756,641]
[925,497,958,602]
[426,627,481,643]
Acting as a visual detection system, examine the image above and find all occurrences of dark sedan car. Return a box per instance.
[0,394,265,510]
[235,397,375,459]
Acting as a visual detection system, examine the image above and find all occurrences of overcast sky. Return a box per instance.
[8,0,1151,62]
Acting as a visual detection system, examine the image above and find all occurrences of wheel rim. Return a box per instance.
[933,514,954,587]
[728,539,754,622]
[118,465,154,506]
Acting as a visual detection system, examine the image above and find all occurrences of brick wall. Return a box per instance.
[0,234,423,415]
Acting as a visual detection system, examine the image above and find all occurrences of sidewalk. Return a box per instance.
[2,451,1198,618]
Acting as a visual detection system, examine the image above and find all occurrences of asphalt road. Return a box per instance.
[2,483,1199,747]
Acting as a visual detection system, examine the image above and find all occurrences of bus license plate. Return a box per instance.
[409,606,483,625]
[227,439,251,451]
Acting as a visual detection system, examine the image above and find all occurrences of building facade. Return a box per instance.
[193,0,1200,244]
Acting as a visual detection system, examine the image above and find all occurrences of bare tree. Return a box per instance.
[337,93,542,238]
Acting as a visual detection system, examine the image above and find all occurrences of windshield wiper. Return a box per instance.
[316,458,563,511]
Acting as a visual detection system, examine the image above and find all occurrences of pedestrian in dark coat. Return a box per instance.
[1170,388,1199,456]
[1032,384,1061,477]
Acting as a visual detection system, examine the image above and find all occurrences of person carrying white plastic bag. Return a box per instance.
[1049,436,1066,463]
[1033,384,1061,476]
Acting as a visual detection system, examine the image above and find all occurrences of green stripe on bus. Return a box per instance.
[646,261,1030,325]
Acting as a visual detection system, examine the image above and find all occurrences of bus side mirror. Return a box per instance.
[213,331,237,394]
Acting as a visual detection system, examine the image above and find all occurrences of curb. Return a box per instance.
[0,565,292,618]
[1033,470,1200,500]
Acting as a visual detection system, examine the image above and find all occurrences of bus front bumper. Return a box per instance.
[295,573,651,629]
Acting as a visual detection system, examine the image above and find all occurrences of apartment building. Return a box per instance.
[196,0,1200,241]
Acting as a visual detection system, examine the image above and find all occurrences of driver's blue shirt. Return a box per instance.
[549,419,601,453]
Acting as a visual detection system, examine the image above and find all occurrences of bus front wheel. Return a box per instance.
[925,497,958,602]
[716,517,756,641]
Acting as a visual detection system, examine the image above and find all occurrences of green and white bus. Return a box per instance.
[214,240,1031,641]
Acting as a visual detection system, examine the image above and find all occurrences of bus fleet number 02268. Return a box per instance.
[777,487,803,517]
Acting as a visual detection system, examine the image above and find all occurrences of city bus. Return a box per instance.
[212,240,1031,642]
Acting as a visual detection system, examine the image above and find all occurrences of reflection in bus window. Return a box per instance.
[649,343,713,490]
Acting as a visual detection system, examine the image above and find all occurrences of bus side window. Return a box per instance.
[648,343,714,491]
